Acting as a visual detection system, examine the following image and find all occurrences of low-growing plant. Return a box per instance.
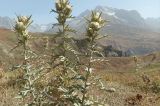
[150,81,160,94]
[141,75,160,94]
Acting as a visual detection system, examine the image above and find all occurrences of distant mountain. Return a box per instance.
[0,6,160,33]
[0,16,48,32]
[63,6,155,36]
[95,6,147,28]
[0,6,160,55]
[54,6,160,55]
[48,6,158,33]
[145,17,160,32]
[0,16,13,29]
[28,24,49,32]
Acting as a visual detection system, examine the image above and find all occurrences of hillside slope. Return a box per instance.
[1,44,160,106]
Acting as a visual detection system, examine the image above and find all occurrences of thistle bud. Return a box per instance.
[54,0,72,25]
[18,16,28,24]
[56,0,67,10]
[86,28,93,37]
[86,11,105,38]
[55,2,63,11]
[23,31,28,36]
[64,5,72,16]
[88,27,94,34]
[98,17,103,23]
[14,15,32,43]
[62,0,67,4]
[21,16,28,22]
[89,22,101,31]
[15,21,26,31]
[91,12,100,22]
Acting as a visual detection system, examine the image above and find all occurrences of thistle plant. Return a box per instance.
[133,56,138,70]
[13,16,46,106]
[79,11,107,105]
[12,0,111,105]
[50,10,108,106]
[14,15,32,98]
[13,15,33,72]
[49,0,76,68]
[48,0,81,105]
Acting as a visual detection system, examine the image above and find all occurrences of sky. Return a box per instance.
[0,0,160,24]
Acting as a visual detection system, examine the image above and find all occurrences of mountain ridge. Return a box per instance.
[0,16,48,32]
[0,6,160,55]
[0,6,160,33]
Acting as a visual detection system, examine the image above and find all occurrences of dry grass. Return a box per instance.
[1,53,160,106]
[0,28,160,106]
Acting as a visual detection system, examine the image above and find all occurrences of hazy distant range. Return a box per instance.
[0,6,160,55]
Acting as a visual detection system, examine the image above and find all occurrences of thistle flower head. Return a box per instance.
[86,11,105,38]
[64,5,72,16]
[14,21,26,35]
[18,16,27,22]
[91,12,101,22]
[87,27,94,35]
[17,15,32,26]
[14,15,32,39]
[54,0,72,25]
[55,0,70,12]
[89,22,101,31]
[15,21,25,30]
[61,0,68,5]
[55,1,63,11]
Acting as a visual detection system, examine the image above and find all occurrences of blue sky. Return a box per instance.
[0,0,160,24]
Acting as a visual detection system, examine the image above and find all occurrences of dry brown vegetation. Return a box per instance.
[0,32,160,105]
[0,26,160,105]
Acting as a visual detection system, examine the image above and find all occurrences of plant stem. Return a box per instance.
[81,39,94,106]
[23,39,27,66]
